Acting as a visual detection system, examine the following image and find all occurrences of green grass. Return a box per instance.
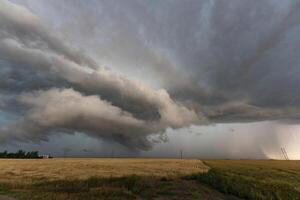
[187,160,300,200]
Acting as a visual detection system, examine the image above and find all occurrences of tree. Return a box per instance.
[16,150,26,158]
[0,150,42,159]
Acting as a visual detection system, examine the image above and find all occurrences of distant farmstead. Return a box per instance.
[40,154,51,159]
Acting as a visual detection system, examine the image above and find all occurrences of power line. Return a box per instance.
[281,147,289,160]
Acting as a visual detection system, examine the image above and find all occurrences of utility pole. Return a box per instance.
[281,147,289,160]
[111,149,114,158]
[180,149,183,160]
[281,148,286,160]
[284,148,288,160]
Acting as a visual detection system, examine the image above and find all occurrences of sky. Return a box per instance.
[0,0,300,159]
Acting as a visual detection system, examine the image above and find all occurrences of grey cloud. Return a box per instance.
[21,0,300,122]
[146,0,300,121]
[0,36,200,126]
[203,101,300,123]
[0,0,202,150]
[202,1,300,104]
[1,0,300,151]
[1,88,156,150]
[82,148,93,153]
[0,0,98,69]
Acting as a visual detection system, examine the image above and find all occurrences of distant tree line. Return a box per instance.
[0,150,42,159]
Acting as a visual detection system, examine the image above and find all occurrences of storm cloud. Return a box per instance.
[1,0,300,151]
[0,0,201,150]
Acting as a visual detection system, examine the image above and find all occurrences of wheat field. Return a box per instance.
[0,158,208,183]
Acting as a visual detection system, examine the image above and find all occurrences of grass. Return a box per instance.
[0,158,236,200]
[2,159,300,199]
[187,160,300,200]
[0,174,238,200]
[0,158,208,183]
[13,175,154,200]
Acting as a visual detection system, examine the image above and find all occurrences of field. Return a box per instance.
[189,160,300,200]
[0,158,208,183]
[0,159,300,200]
[0,158,236,200]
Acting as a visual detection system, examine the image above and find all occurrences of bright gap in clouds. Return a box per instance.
[145,122,300,160]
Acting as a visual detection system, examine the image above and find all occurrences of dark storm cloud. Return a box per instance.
[114,0,300,122]
[1,0,300,151]
[0,0,201,150]
[0,1,98,69]
[198,1,300,105]
[23,0,300,122]
[0,88,160,150]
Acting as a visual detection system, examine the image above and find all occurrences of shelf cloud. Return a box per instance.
[0,0,300,152]
[0,0,202,150]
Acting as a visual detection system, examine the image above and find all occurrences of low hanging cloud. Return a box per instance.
[15,0,299,122]
[1,88,159,150]
[1,0,300,151]
[0,0,201,150]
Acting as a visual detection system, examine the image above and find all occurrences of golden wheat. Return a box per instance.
[0,158,208,183]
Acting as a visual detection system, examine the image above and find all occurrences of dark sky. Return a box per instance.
[0,0,300,159]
